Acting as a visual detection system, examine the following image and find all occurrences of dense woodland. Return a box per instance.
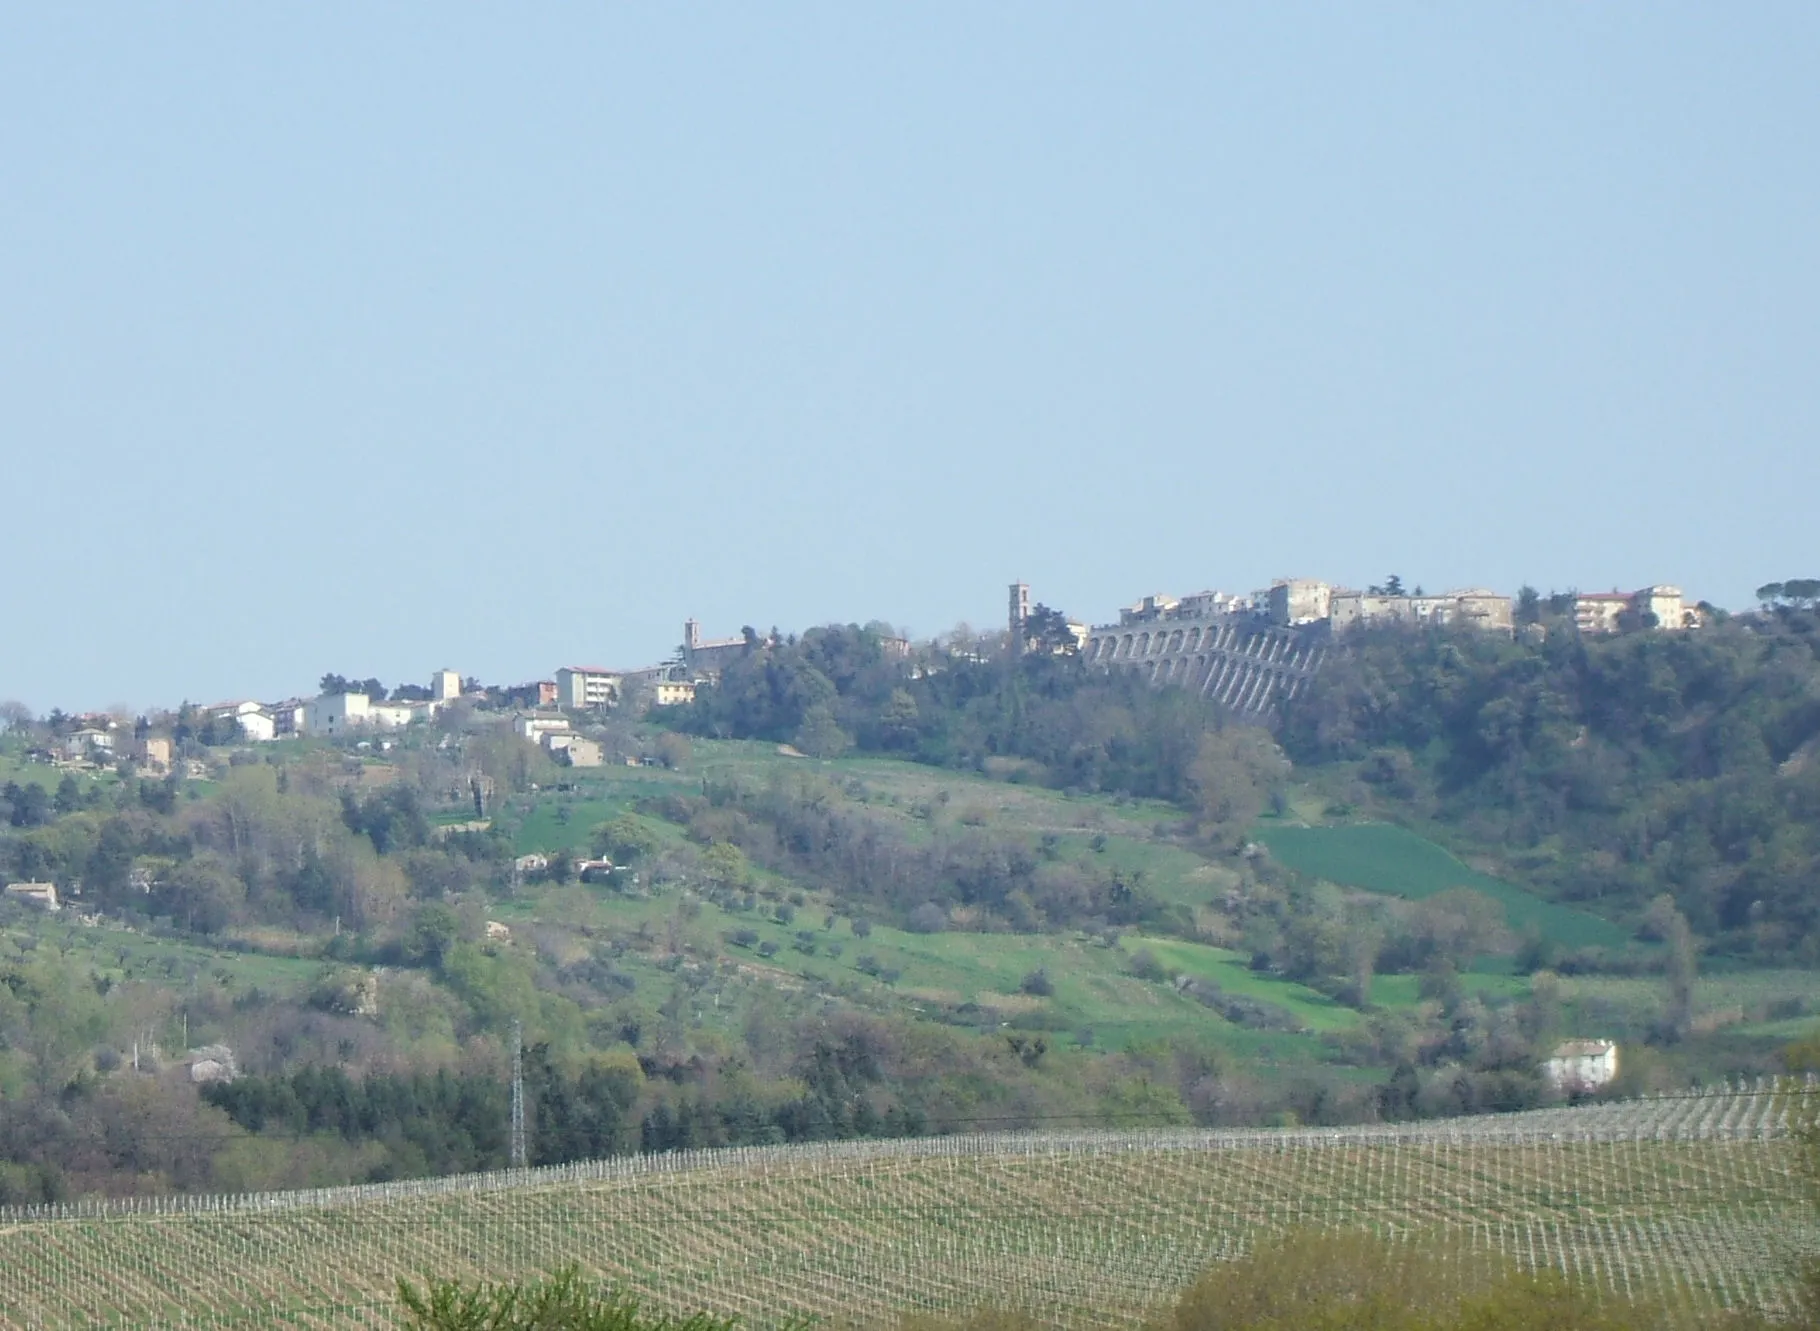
[1281,598,1820,960]
[0,597,1815,1202]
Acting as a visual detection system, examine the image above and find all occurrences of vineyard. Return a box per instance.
[0,1085,1815,1329]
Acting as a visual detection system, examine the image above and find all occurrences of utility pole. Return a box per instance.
[509,1018,527,1169]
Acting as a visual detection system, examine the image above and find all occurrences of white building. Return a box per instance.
[57,728,113,760]
[1543,1039,1619,1093]
[1574,587,1701,635]
[368,701,421,730]
[236,711,277,743]
[305,692,372,736]
[517,713,571,742]
[4,882,60,912]
[431,669,462,701]
[555,666,621,710]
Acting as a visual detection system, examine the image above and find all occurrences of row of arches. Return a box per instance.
[1086,622,1245,663]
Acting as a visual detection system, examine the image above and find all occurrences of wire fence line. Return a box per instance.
[0,1079,1815,1330]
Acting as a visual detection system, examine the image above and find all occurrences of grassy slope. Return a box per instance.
[1254,821,1629,949]
[493,742,1356,1061]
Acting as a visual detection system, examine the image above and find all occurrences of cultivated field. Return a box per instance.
[1,1086,1813,1330]
[1256,822,1628,948]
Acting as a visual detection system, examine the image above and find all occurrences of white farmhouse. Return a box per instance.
[236,710,277,742]
[1543,1039,1619,1093]
[368,701,420,730]
[4,881,60,911]
[305,692,372,736]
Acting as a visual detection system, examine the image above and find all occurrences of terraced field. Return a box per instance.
[1,1086,1813,1329]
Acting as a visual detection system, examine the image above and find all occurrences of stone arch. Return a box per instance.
[1137,631,1151,657]
[1120,634,1134,659]
[1185,627,1202,651]
[1167,630,1185,653]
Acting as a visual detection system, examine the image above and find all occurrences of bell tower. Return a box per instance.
[1009,582,1031,655]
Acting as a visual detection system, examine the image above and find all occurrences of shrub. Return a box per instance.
[1018,967,1053,997]
[400,1266,736,1331]
[907,902,947,934]
[1128,948,1167,982]
[1167,1228,1753,1331]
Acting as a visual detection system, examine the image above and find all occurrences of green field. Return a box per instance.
[0,1090,1807,1329]
[1256,822,1629,949]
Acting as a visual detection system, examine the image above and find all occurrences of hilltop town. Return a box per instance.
[14,577,1713,777]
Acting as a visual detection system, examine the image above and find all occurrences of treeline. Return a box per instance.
[202,1027,929,1176]
[672,624,1220,805]
[1282,603,1820,959]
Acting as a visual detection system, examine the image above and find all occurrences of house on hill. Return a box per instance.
[4,882,60,912]
[1543,1039,1619,1093]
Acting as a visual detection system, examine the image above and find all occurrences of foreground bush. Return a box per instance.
[398,1266,741,1331]
[1165,1229,1774,1331]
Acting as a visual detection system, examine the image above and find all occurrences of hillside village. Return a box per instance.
[18,576,1710,779]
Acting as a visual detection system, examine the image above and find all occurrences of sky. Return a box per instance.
[4,5,1817,713]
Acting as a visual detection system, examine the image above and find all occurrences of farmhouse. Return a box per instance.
[1543,1039,1619,1093]
[3,881,60,911]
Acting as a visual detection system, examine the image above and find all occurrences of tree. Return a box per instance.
[654,733,692,770]
[154,853,246,934]
[699,843,751,894]
[1021,604,1079,656]
[793,704,851,759]
[591,815,658,866]
[1189,727,1288,846]
[1643,894,1696,1042]
[0,701,32,733]
[1514,586,1541,625]
[5,782,52,829]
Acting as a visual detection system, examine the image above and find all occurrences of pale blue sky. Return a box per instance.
[4,6,1817,712]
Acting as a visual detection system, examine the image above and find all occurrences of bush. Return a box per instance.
[756,940,779,959]
[1128,948,1167,982]
[400,1266,736,1331]
[1018,967,1053,996]
[1167,1228,1756,1331]
[907,902,947,934]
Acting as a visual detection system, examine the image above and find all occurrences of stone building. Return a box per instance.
[1330,588,1513,633]
[1267,579,1332,626]
[681,619,753,676]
